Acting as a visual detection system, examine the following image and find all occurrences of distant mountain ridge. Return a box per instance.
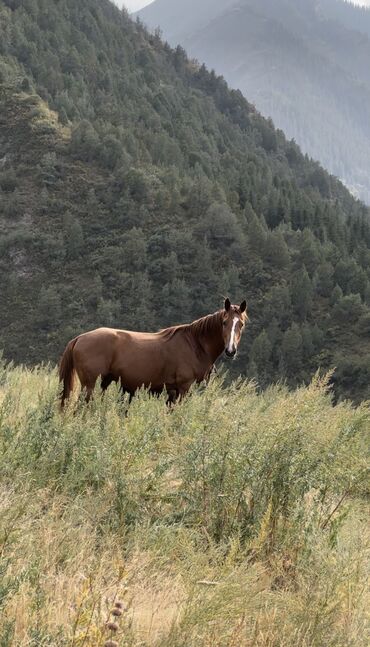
[136,0,370,204]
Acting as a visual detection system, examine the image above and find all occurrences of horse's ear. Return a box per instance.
[240,300,247,313]
[224,298,231,312]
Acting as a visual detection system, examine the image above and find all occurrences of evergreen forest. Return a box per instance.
[1,0,370,401]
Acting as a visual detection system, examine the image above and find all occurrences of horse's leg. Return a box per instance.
[74,351,101,405]
[119,380,134,404]
[84,380,96,403]
[123,390,134,404]
[78,371,97,404]
[166,388,178,407]
[176,381,192,403]
[101,373,115,393]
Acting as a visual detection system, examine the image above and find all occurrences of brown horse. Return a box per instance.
[59,298,248,407]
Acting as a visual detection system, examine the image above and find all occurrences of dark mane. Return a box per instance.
[159,310,223,340]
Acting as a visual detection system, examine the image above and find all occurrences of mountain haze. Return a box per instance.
[1,0,370,400]
[137,0,370,204]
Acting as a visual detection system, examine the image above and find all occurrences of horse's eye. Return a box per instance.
[223,321,227,327]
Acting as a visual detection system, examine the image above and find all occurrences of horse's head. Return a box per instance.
[222,298,248,359]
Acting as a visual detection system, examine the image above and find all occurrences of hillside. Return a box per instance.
[137,0,370,204]
[0,364,369,644]
[1,0,370,400]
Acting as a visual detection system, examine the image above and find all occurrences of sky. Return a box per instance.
[115,0,153,12]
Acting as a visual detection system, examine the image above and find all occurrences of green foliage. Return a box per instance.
[333,294,364,324]
[0,0,370,402]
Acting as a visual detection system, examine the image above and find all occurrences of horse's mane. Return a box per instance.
[159,310,223,341]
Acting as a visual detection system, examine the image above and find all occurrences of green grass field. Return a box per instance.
[0,361,369,646]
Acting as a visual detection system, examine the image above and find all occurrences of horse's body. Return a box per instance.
[59,300,247,407]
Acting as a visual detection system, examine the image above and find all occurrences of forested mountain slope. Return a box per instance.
[1,0,370,400]
[137,0,370,205]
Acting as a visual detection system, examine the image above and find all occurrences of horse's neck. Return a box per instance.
[190,313,224,364]
[204,336,224,364]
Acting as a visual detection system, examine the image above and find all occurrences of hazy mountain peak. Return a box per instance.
[137,0,370,203]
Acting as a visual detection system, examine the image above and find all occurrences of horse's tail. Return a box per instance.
[59,337,78,408]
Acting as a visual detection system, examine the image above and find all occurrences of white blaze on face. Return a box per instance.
[228,316,239,353]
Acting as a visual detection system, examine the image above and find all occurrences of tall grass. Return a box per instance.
[0,362,369,646]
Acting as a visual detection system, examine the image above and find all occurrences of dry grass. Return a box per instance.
[0,362,369,646]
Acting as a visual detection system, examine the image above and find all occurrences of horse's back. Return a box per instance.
[75,327,120,349]
[72,327,168,385]
[72,326,194,394]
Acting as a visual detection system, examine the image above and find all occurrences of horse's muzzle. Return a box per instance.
[225,349,237,359]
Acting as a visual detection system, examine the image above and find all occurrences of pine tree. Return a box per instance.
[291,268,313,319]
[299,229,320,276]
[63,213,84,260]
[315,262,334,297]
[38,285,62,330]
[281,323,303,376]
[250,330,272,385]
[301,323,314,359]
[263,230,290,269]
[247,213,267,255]
[330,284,343,306]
